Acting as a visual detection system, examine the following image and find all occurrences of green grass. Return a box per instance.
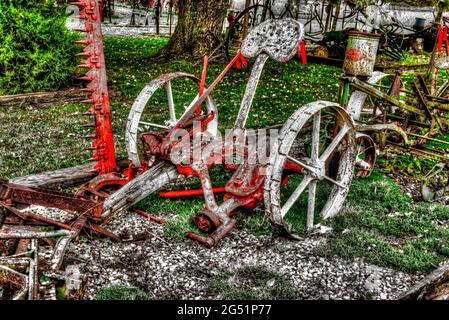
[0,102,130,179]
[315,171,449,273]
[210,265,297,300]
[377,154,436,177]
[94,285,152,300]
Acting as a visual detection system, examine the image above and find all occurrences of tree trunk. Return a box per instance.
[157,0,231,59]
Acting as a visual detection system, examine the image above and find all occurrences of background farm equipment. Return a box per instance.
[338,28,449,201]
[2,0,449,300]
[224,0,362,62]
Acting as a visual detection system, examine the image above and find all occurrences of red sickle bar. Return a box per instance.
[159,187,226,199]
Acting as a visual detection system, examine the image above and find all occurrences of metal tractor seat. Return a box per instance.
[240,18,304,62]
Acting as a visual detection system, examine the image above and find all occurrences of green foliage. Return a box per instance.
[315,171,449,273]
[0,0,79,94]
[440,0,449,10]
[210,266,297,300]
[95,286,152,300]
[56,287,66,300]
[378,154,435,177]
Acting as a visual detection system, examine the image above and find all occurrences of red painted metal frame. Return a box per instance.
[196,56,209,117]
[132,209,166,224]
[133,44,307,247]
[0,9,308,251]
[160,187,227,198]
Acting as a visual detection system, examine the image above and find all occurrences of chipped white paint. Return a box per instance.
[264,101,356,237]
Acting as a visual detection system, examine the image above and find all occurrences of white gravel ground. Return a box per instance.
[65,209,424,300]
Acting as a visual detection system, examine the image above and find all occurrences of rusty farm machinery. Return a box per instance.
[1,0,449,299]
[337,26,449,201]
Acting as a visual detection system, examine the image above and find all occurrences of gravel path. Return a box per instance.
[66,209,423,300]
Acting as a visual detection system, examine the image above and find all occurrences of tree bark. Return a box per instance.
[157,0,231,59]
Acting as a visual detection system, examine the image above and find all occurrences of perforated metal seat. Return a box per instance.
[241,18,304,62]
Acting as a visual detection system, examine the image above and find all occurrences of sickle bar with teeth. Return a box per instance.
[72,0,116,175]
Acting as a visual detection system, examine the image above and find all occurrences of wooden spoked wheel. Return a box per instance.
[264,101,356,237]
[125,72,218,167]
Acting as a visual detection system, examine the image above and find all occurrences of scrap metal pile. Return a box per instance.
[1,0,449,300]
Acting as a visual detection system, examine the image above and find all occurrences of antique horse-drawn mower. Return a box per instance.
[0,0,447,299]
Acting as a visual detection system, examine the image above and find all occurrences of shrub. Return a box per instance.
[0,0,79,94]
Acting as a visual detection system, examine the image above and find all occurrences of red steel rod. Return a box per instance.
[159,187,226,199]
[132,209,166,224]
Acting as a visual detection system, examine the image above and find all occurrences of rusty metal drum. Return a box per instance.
[343,31,381,77]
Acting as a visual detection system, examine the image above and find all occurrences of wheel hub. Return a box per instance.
[302,160,326,181]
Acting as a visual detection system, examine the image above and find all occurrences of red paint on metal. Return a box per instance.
[437,25,449,55]
[159,187,226,198]
[235,51,248,70]
[132,209,166,224]
[298,41,307,64]
[196,56,209,116]
[284,159,303,173]
[75,0,117,174]
[346,48,363,62]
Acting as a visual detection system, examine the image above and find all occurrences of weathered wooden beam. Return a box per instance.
[10,164,96,189]
[102,161,180,220]
[400,263,449,300]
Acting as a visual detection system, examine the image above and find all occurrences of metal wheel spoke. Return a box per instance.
[165,80,176,123]
[356,143,363,157]
[287,156,314,174]
[139,121,169,129]
[320,124,351,163]
[281,175,313,218]
[311,111,321,162]
[307,180,317,230]
[322,175,347,189]
[181,94,200,120]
